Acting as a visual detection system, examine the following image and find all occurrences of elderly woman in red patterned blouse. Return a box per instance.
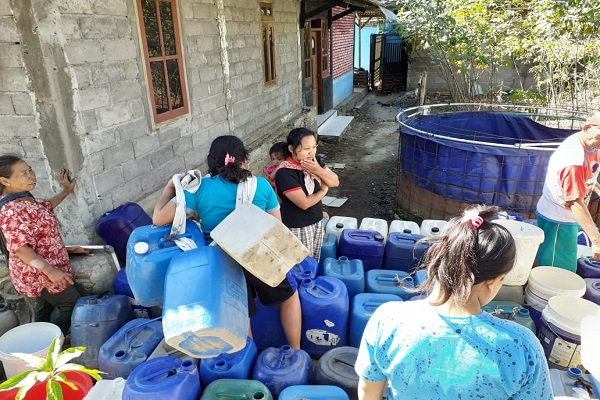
[0,155,81,335]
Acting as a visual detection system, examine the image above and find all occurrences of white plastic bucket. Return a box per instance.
[527,267,586,302]
[420,220,447,237]
[493,220,545,285]
[538,296,600,369]
[0,322,63,378]
[389,220,421,235]
[359,218,389,242]
[326,216,358,244]
[577,245,592,258]
[581,315,600,379]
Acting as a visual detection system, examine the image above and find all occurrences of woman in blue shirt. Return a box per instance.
[153,135,302,349]
[355,205,553,400]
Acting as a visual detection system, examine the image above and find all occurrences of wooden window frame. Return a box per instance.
[135,0,189,125]
[321,21,330,78]
[303,21,311,84]
[260,1,277,86]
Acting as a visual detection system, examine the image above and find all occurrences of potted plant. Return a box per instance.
[0,336,103,400]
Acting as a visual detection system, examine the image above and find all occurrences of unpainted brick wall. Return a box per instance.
[331,6,354,80]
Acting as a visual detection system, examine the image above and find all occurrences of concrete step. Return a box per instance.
[317,115,354,138]
[317,109,337,127]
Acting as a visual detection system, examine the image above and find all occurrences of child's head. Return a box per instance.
[269,142,287,166]
[419,205,516,307]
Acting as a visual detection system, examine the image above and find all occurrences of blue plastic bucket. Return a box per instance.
[251,345,311,398]
[163,246,248,358]
[122,356,201,400]
[71,294,133,369]
[199,337,258,387]
[538,295,600,369]
[299,277,349,359]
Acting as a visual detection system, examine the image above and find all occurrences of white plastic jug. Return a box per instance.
[326,216,358,244]
[83,377,126,400]
[493,220,544,286]
[210,203,309,287]
[389,220,421,235]
[420,220,447,237]
[359,218,389,242]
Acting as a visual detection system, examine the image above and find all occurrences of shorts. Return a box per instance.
[289,220,324,262]
[536,214,579,272]
[244,269,296,317]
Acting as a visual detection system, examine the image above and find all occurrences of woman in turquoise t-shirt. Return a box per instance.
[153,135,302,349]
[355,205,553,400]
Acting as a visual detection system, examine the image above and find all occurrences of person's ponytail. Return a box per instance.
[206,136,252,184]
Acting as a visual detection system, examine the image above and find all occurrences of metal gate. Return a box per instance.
[369,33,409,94]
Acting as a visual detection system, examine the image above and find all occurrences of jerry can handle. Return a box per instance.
[125,316,162,349]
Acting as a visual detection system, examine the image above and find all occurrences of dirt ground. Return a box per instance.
[319,90,417,223]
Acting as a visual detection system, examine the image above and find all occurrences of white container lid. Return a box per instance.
[528,267,586,300]
[542,295,600,335]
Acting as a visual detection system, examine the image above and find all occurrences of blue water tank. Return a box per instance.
[199,337,258,387]
[163,246,248,358]
[365,269,415,300]
[98,318,164,379]
[383,232,429,272]
[95,202,152,265]
[252,345,311,398]
[122,356,201,400]
[577,257,600,279]
[350,293,402,348]
[322,256,365,300]
[338,230,385,272]
[71,294,133,369]
[126,220,206,307]
[299,277,349,359]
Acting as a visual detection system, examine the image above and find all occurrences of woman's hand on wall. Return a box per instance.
[59,169,76,194]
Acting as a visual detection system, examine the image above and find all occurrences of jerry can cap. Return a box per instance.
[134,242,149,255]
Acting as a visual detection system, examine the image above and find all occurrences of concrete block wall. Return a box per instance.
[1,0,305,244]
[407,51,536,96]
[331,6,354,80]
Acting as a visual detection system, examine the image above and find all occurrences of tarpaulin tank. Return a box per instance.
[122,356,201,400]
[199,337,258,387]
[126,220,206,307]
[252,345,311,398]
[338,229,385,272]
[71,294,133,369]
[98,318,164,379]
[163,246,248,358]
[299,277,349,359]
[95,202,152,265]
